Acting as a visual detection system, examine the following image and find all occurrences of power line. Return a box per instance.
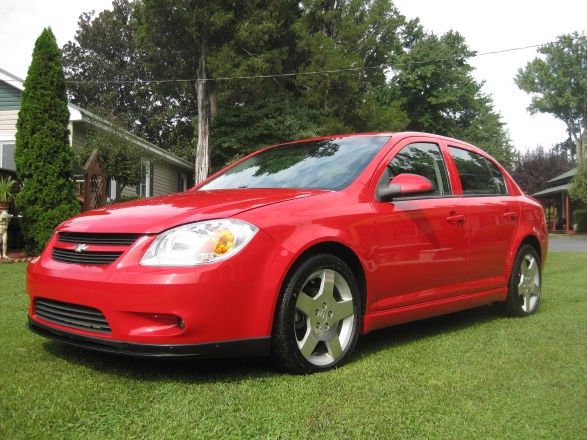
[3,42,549,86]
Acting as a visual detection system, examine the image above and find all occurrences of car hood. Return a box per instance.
[58,188,328,234]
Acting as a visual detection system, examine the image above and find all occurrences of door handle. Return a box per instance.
[504,211,518,221]
[446,214,465,225]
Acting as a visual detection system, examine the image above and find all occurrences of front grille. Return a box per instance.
[35,298,111,333]
[52,248,122,265]
[58,232,140,246]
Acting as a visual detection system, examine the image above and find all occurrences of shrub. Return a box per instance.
[569,161,587,203]
[573,209,587,232]
[0,176,16,204]
[107,195,142,204]
[15,28,79,254]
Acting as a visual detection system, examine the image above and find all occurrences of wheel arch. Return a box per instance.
[277,241,368,318]
[504,233,544,291]
[519,235,542,263]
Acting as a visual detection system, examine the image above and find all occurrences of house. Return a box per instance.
[533,167,584,232]
[0,67,193,201]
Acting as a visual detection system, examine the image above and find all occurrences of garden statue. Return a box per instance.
[0,209,12,259]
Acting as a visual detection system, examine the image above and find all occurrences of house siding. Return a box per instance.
[153,161,180,196]
[71,121,88,148]
[0,81,20,110]
[1,75,193,199]
[120,185,137,198]
[0,109,18,139]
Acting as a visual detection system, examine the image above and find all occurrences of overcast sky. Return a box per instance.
[1,0,585,152]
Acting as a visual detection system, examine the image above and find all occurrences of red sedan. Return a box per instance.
[26,133,547,373]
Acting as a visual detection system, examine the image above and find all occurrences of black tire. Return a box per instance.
[495,244,542,317]
[271,254,362,374]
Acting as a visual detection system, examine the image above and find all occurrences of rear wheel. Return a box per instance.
[272,254,361,374]
[496,244,541,317]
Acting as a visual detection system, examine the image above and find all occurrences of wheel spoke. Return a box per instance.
[522,294,529,311]
[296,291,316,317]
[518,266,525,288]
[332,298,354,320]
[526,256,536,272]
[318,269,335,300]
[298,329,319,358]
[326,335,343,360]
[527,260,538,282]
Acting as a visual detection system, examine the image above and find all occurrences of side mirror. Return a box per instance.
[377,173,434,201]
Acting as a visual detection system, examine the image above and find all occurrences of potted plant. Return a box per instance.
[0,176,16,211]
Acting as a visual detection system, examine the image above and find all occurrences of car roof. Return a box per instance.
[272,132,487,157]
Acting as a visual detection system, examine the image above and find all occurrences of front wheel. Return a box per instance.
[272,254,361,374]
[496,244,542,317]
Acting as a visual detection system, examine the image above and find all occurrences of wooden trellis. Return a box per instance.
[83,149,107,211]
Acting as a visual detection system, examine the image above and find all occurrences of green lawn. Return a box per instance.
[1,253,586,439]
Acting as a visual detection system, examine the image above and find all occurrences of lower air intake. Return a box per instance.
[35,298,111,334]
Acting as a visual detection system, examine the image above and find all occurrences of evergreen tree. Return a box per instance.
[15,28,79,255]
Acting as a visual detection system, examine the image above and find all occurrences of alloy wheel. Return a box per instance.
[294,268,355,366]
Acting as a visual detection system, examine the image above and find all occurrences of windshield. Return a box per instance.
[199,136,391,191]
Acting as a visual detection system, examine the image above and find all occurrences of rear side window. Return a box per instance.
[388,142,451,196]
[448,147,507,195]
[486,160,508,195]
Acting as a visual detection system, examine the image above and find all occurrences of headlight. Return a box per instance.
[140,219,258,266]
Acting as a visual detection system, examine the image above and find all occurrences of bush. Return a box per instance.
[573,209,587,232]
[569,161,587,203]
[15,28,79,254]
[107,195,142,204]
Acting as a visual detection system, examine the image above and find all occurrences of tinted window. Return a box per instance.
[388,142,451,196]
[486,160,508,195]
[200,136,390,191]
[448,147,503,195]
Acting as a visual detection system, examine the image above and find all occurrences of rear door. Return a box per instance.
[446,146,519,291]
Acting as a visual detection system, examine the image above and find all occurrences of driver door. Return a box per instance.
[371,139,469,311]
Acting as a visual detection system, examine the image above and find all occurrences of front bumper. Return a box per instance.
[26,229,290,351]
[28,318,271,358]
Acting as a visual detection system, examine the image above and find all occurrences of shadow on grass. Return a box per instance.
[42,341,277,383]
[356,304,498,357]
[41,304,500,382]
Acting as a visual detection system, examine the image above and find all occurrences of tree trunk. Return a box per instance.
[582,114,587,162]
[577,137,583,163]
[195,39,211,184]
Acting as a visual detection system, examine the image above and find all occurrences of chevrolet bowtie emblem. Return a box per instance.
[74,243,89,253]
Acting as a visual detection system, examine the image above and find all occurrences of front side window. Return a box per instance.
[199,136,391,191]
[448,147,506,195]
[387,142,451,196]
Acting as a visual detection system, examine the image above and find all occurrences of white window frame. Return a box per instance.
[178,173,188,192]
[108,178,117,201]
[137,159,152,198]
